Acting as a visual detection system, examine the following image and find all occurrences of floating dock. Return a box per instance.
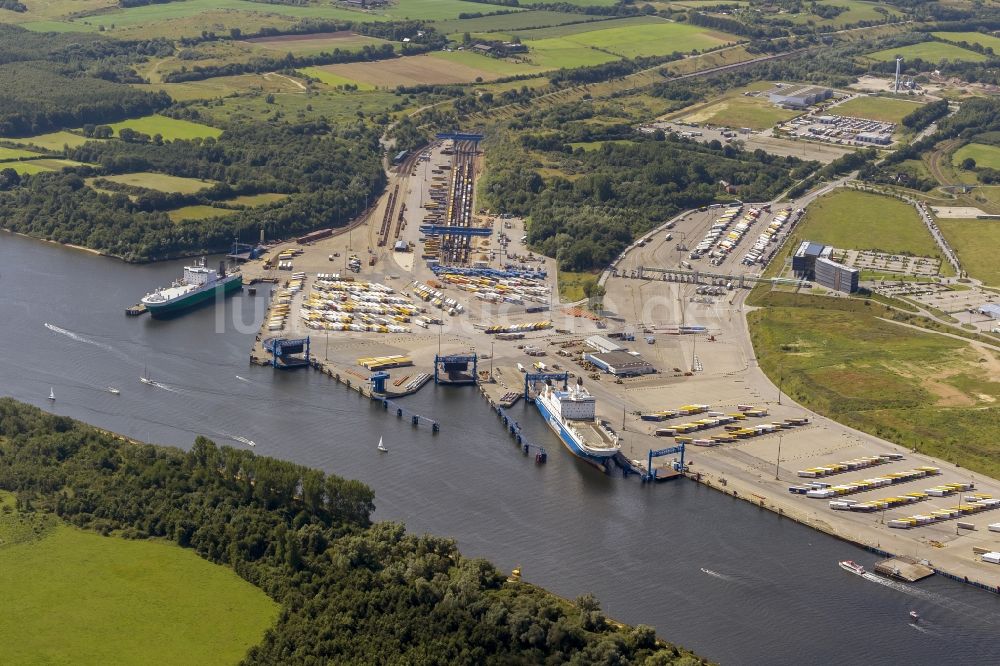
[874,556,935,582]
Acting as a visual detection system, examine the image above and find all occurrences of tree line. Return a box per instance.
[0,121,387,261]
[0,398,706,665]
[480,130,810,271]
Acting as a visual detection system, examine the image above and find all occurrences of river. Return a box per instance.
[2,233,998,665]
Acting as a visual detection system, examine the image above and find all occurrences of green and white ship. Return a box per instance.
[141,258,242,318]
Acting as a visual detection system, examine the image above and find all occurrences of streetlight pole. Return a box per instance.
[774,431,783,480]
[777,370,784,405]
[489,340,494,381]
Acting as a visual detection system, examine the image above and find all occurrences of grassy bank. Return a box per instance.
[0,492,277,665]
[747,292,1000,478]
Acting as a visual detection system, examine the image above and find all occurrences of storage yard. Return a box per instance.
[240,138,1000,589]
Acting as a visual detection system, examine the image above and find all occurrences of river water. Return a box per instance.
[2,233,998,665]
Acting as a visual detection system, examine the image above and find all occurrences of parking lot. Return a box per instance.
[776,113,895,148]
[844,249,942,276]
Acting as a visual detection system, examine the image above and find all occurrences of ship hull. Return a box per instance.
[535,396,617,464]
[145,275,242,318]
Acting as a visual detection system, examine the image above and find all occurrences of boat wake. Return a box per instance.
[219,431,256,447]
[235,375,250,383]
[700,568,733,581]
[44,322,117,354]
[863,572,1000,625]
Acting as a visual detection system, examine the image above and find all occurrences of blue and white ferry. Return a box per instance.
[535,380,621,464]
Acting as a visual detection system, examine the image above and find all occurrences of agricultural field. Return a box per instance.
[222,192,289,206]
[952,142,1000,170]
[0,503,277,665]
[318,53,525,86]
[793,190,943,257]
[108,114,223,141]
[431,10,598,36]
[382,0,516,20]
[748,293,1000,478]
[6,159,90,175]
[788,0,901,27]
[98,173,218,194]
[865,40,988,63]
[932,31,1000,51]
[18,20,99,32]
[167,205,234,223]
[521,37,621,69]
[298,67,374,90]
[833,96,925,123]
[0,146,45,161]
[429,51,547,77]
[515,18,737,67]
[78,0,379,30]
[240,31,392,56]
[6,131,94,151]
[936,218,1000,286]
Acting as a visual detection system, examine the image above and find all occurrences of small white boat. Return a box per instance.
[107,387,120,395]
[377,436,387,453]
[909,610,920,622]
[140,366,153,385]
[48,387,55,401]
[839,560,865,576]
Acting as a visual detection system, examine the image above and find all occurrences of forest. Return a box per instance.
[480,131,811,271]
[0,399,704,665]
[0,122,386,261]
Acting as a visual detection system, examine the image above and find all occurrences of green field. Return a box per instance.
[383,0,514,20]
[866,40,988,63]
[135,72,308,102]
[952,142,1000,170]
[679,94,799,130]
[748,293,1000,478]
[19,20,99,33]
[223,192,289,206]
[0,516,277,665]
[243,32,391,56]
[298,67,374,90]
[833,96,925,123]
[0,146,45,161]
[786,0,902,27]
[6,131,94,151]
[523,37,621,68]
[794,190,942,257]
[199,88,407,127]
[6,159,89,175]
[937,218,1000,286]
[932,31,1000,52]
[519,19,735,67]
[100,172,217,193]
[432,10,596,35]
[79,0,381,29]
[168,205,233,222]
[108,114,222,141]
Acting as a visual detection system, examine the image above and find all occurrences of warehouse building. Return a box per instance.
[584,351,655,377]
[792,241,859,294]
[585,335,625,354]
[856,131,892,146]
[769,85,833,109]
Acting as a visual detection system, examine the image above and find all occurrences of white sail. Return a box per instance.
[377,436,387,452]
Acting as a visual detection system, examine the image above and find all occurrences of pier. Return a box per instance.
[874,556,935,582]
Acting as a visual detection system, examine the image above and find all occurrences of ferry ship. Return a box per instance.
[141,258,241,318]
[535,380,621,466]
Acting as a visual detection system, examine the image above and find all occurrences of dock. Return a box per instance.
[873,555,935,582]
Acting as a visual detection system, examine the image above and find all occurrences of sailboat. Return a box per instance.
[377,436,387,453]
[140,365,153,385]
[48,387,55,401]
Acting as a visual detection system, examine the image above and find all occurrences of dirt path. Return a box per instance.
[264,72,307,92]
